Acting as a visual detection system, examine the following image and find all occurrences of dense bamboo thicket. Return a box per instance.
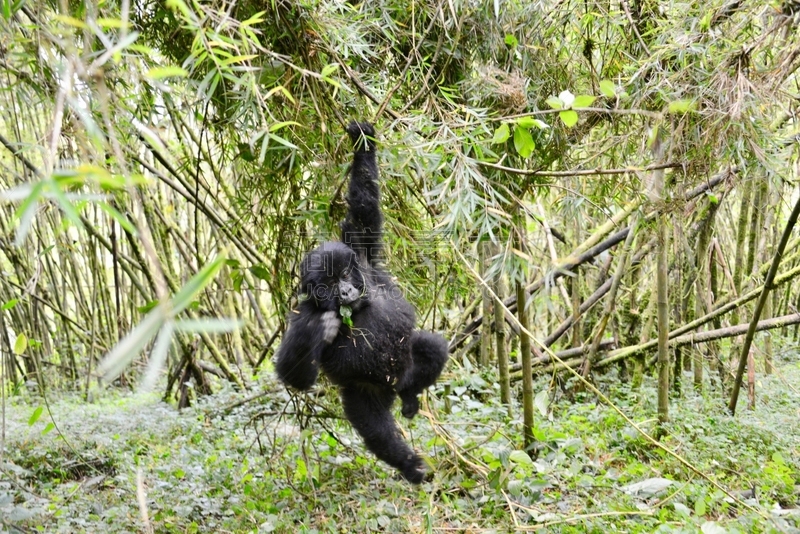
[0,0,799,419]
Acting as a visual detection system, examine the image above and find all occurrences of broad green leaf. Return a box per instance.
[250,265,271,281]
[668,99,696,113]
[2,299,18,310]
[491,123,510,144]
[545,96,562,109]
[145,66,189,80]
[42,423,56,435]
[232,271,244,292]
[515,116,537,129]
[28,406,43,426]
[504,34,518,47]
[559,110,579,127]
[513,127,535,158]
[599,79,616,97]
[573,95,596,108]
[13,333,27,355]
[340,306,353,327]
[534,389,549,416]
[695,498,706,516]
[509,450,533,465]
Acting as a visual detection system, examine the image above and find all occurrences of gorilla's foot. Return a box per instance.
[401,454,429,484]
[399,391,420,419]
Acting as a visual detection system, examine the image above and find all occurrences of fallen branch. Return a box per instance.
[517,312,800,379]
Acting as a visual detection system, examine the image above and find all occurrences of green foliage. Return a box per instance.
[3,362,799,532]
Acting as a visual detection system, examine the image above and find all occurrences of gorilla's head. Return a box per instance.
[300,242,368,311]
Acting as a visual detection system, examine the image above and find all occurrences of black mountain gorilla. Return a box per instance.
[275,122,449,483]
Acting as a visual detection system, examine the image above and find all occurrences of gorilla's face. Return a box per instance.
[301,242,368,311]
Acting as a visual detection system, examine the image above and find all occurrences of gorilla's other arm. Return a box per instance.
[275,308,340,390]
[341,122,382,267]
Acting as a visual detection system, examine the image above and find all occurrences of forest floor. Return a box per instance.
[2,345,800,533]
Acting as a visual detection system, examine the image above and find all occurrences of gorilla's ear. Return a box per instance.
[346,121,376,152]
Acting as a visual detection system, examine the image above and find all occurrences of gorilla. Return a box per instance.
[275,122,449,483]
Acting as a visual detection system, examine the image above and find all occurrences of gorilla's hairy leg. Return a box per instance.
[341,122,382,267]
[341,384,427,484]
[397,331,449,419]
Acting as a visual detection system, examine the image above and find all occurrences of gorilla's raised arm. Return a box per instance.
[341,122,382,267]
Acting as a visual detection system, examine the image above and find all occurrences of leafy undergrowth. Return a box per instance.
[2,357,800,533]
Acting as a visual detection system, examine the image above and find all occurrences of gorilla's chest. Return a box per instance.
[320,296,415,386]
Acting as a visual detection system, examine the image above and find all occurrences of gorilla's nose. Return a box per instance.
[338,282,359,304]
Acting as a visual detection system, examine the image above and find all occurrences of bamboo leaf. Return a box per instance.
[54,15,87,28]
[96,202,138,235]
[97,308,166,382]
[171,255,227,315]
[28,406,43,426]
[221,54,258,66]
[146,66,189,80]
[139,322,175,392]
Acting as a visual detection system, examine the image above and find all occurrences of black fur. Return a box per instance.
[275,122,449,483]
